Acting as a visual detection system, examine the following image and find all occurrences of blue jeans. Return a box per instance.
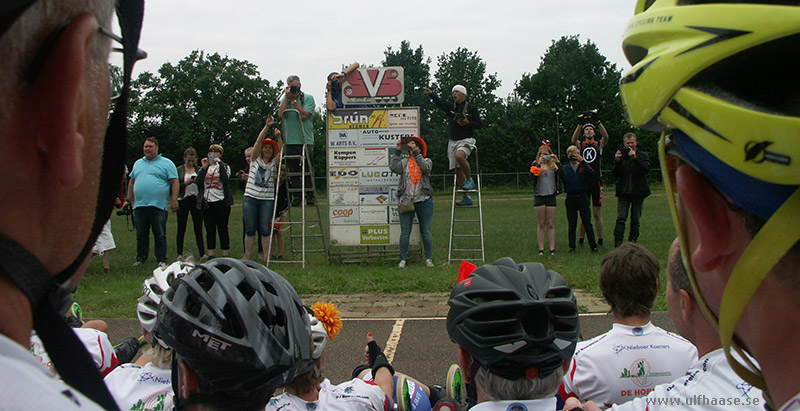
[399,197,433,260]
[134,206,168,263]
[242,196,274,237]
[614,195,645,246]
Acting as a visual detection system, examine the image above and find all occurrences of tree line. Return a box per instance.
[125,35,660,186]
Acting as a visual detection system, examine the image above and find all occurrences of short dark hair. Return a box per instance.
[668,244,692,298]
[145,136,158,146]
[599,243,660,318]
[623,132,637,141]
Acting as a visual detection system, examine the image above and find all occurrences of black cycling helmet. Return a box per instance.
[447,257,579,380]
[156,258,311,398]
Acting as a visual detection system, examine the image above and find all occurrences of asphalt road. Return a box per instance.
[103,311,676,386]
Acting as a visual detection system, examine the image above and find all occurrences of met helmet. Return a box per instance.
[446,257,579,380]
[155,258,311,396]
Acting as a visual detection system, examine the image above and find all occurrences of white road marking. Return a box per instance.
[383,319,405,363]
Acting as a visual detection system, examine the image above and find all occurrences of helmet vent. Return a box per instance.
[624,45,648,66]
[259,306,287,328]
[237,281,256,300]
[545,287,571,299]
[221,303,244,338]
[467,291,519,303]
[687,32,800,116]
[195,271,213,291]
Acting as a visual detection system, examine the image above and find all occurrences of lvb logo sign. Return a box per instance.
[342,67,405,105]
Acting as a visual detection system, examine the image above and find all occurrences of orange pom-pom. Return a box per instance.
[311,301,343,341]
[530,166,541,176]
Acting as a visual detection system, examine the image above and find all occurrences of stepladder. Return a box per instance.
[269,108,328,267]
[448,144,485,264]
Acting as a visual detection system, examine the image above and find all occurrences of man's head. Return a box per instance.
[155,258,312,410]
[143,137,159,160]
[582,124,596,140]
[621,0,800,397]
[623,132,637,150]
[452,84,467,103]
[287,75,301,93]
[598,243,659,320]
[447,257,579,401]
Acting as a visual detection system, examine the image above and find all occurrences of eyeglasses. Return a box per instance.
[25,17,147,85]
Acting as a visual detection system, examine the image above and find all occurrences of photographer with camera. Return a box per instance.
[278,75,317,206]
[571,110,609,247]
[611,133,650,247]
[424,85,482,206]
[325,62,366,111]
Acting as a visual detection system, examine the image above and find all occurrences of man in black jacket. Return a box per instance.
[612,133,650,247]
[424,85,482,206]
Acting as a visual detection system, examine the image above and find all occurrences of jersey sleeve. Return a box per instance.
[559,357,579,401]
[73,328,119,377]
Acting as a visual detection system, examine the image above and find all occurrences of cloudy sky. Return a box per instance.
[132,0,636,110]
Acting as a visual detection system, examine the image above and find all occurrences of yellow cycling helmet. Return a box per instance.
[620,0,800,404]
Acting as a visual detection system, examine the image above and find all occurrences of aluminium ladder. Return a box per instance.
[447,144,485,264]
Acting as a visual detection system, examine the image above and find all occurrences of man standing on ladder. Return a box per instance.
[278,75,317,206]
[424,85,482,206]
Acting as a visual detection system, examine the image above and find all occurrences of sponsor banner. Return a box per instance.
[329,206,359,225]
[388,108,419,128]
[359,206,389,225]
[329,148,359,167]
[390,224,419,245]
[359,167,400,186]
[342,67,405,105]
[362,147,388,167]
[359,186,396,205]
[329,186,359,206]
[360,225,390,245]
[329,225,361,246]
[328,109,387,129]
[327,129,359,147]
[328,168,359,187]
[359,128,417,147]
[389,205,418,224]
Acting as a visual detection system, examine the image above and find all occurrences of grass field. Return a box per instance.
[75,186,677,317]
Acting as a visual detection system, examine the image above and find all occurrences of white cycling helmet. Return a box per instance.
[137,261,194,346]
[308,311,328,360]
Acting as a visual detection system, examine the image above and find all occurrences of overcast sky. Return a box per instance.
[132,0,635,111]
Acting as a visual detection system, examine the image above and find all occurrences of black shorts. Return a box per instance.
[534,194,557,207]
[588,182,602,207]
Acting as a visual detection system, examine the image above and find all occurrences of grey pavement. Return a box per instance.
[98,291,682,385]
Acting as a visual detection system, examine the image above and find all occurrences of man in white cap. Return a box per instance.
[424,85,482,206]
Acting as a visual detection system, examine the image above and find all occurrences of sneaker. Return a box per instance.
[455,196,473,207]
[103,267,111,274]
[426,259,434,267]
[577,239,584,248]
[114,337,141,364]
[157,262,167,270]
[591,247,598,253]
[462,178,475,191]
[446,364,465,405]
[398,260,406,268]
[538,250,544,256]
[597,238,604,247]
[132,260,144,267]
[569,248,576,254]
[550,250,556,256]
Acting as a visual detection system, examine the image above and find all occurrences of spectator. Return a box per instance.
[176,147,205,260]
[530,141,561,256]
[278,75,317,206]
[424,85,482,206]
[560,243,697,408]
[325,62,365,110]
[124,137,179,268]
[389,136,434,268]
[605,239,763,410]
[560,145,598,253]
[271,164,289,260]
[612,133,650,247]
[0,0,146,407]
[244,117,282,260]
[571,113,609,247]
[104,262,194,411]
[156,258,312,410]
[197,144,233,259]
[447,257,580,410]
[236,146,263,256]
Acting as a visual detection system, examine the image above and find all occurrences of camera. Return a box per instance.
[620,146,631,156]
[116,204,133,216]
[580,109,599,123]
[454,112,467,122]
[543,154,552,161]
[569,154,578,161]
[289,84,300,94]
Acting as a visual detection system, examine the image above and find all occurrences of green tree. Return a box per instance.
[514,35,657,175]
[127,50,281,175]
[381,41,433,130]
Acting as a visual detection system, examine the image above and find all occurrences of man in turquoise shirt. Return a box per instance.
[123,137,178,267]
[278,75,316,206]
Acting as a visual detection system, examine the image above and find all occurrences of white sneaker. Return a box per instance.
[158,262,167,270]
[398,260,406,268]
[426,259,434,267]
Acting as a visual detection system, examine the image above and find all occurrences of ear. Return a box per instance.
[676,166,742,274]
[457,347,473,384]
[179,361,200,398]
[28,13,100,188]
[678,289,694,323]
